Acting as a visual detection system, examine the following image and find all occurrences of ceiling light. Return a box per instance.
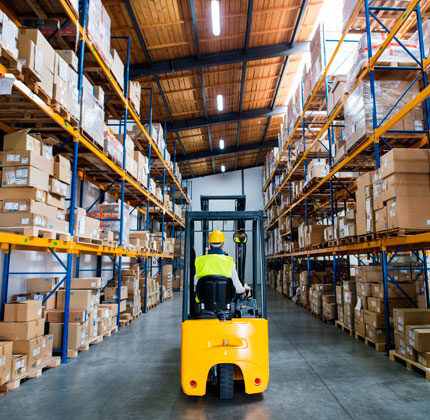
[221,164,226,173]
[211,1,221,36]
[219,139,225,149]
[217,94,223,111]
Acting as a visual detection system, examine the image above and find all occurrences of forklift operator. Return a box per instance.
[195,230,251,297]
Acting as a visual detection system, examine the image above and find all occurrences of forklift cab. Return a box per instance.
[181,211,269,399]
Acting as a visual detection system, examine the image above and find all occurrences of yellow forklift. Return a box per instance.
[181,207,269,399]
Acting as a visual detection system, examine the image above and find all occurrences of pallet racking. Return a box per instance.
[263,0,430,354]
[0,0,190,363]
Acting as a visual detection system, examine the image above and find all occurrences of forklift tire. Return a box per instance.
[218,364,234,400]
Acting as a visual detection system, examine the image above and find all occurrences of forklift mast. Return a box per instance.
[200,195,247,283]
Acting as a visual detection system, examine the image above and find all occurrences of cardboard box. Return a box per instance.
[46,193,65,210]
[394,331,406,356]
[56,290,93,311]
[49,322,88,350]
[27,277,60,293]
[394,308,430,332]
[386,196,430,230]
[406,324,430,352]
[375,207,388,232]
[54,161,71,185]
[0,187,46,203]
[12,337,42,370]
[1,166,49,191]
[355,309,364,323]
[41,334,53,361]
[0,151,53,174]
[417,351,430,367]
[0,212,47,228]
[356,281,373,297]
[71,278,102,290]
[45,309,87,323]
[4,300,42,322]
[104,286,127,302]
[355,320,366,336]
[49,178,68,197]
[371,282,416,300]
[380,148,430,178]
[356,266,382,283]
[29,292,56,310]
[367,297,414,314]
[11,354,27,379]
[2,199,47,214]
[365,324,387,344]
[0,319,45,341]
[363,309,388,328]
[2,129,41,154]
[381,173,430,202]
[0,341,12,385]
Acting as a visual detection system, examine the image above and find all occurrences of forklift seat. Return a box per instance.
[195,275,235,318]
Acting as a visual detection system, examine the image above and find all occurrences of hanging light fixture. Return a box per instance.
[211,0,221,36]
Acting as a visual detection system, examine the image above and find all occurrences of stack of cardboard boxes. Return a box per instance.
[103,284,127,315]
[121,267,142,316]
[0,130,70,235]
[354,266,415,344]
[141,275,160,310]
[48,278,102,351]
[394,308,430,365]
[157,265,173,300]
[0,300,52,382]
[310,284,334,317]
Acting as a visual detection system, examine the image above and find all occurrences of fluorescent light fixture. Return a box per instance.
[211,0,221,36]
[221,164,226,173]
[216,94,223,111]
[219,139,225,149]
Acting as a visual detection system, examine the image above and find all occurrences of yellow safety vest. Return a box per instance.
[195,254,234,279]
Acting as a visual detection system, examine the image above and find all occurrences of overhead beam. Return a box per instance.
[184,164,263,180]
[166,105,287,132]
[130,41,309,79]
[176,139,278,162]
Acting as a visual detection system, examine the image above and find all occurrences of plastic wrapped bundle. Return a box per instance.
[346,32,420,92]
[344,79,423,151]
[87,0,112,65]
[82,89,104,147]
[99,202,130,243]
[0,11,19,58]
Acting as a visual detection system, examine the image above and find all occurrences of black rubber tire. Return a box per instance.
[218,364,234,400]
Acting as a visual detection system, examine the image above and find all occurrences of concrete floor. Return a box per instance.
[2,290,430,419]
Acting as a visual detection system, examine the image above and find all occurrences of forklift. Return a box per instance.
[181,207,269,399]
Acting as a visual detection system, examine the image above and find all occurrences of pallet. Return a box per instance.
[102,240,118,248]
[52,101,79,127]
[67,335,103,358]
[73,235,103,245]
[376,228,430,239]
[0,226,70,241]
[357,233,375,243]
[322,316,335,324]
[327,239,339,247]
[335,320,354,336]
[389,350,430,381]
[354,332,386,352]
[338,236,357,246]
[0,46,22,75]
[80,128,104,152]
[0,357,60,397]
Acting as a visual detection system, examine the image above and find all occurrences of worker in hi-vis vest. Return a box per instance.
[195,230,251,297]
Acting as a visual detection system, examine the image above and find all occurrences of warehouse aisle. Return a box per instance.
[2,290,430,419]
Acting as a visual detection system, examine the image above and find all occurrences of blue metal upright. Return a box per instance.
[116,35,131,328]
[143,88,153,313]
[159,121,167,304]
[0,245,11,320]
[60,0,89,364]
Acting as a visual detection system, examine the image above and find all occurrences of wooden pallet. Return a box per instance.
[0,357,60,397]
[80,128,104,152]
[52,101,79,127]
[0,226,70,241]
[376,228,430,239]
[335,320,354,336]
[0,46,22,75]
[67,335,103,358]
[357,233,375,243]
[102,240,118,248]
[389,350,430,381]
[354,332,386,352]
[73,235,103,245]
[339,236,357,246]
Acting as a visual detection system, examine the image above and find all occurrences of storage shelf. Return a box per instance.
[58,0,190,206]
[0,232,173,259]
[0,63,184,227]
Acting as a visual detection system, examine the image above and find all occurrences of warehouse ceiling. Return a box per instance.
[8,0,324,179]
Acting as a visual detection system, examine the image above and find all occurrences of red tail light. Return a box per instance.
[190,380,197,388]
[255,378,261,385]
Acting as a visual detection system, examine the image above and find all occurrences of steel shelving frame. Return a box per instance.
[0,0,189,363]
[263,0,430,354]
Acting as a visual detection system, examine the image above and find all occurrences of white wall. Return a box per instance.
[190,166,264,285]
